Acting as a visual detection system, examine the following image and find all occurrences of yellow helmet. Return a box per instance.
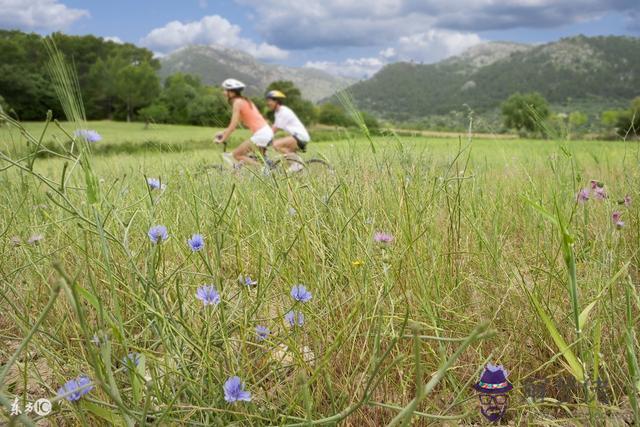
[266,90,286,100]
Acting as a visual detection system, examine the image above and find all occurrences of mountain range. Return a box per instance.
[344,35,640,120]
[159,45,354,102]
[158,35,639,121]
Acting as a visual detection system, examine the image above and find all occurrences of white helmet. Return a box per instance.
[221,78,245,90]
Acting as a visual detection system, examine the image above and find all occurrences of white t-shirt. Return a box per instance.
[273,105,310,142]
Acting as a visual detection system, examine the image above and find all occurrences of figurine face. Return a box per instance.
[478,393,509,422]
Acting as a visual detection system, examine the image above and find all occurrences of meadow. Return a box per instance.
[1,113,640,426]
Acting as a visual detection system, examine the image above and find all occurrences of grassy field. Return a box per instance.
[1,120,640,426]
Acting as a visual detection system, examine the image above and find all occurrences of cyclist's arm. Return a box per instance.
[218,101,241,143]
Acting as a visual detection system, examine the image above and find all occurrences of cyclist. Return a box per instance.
[215,79,273,166]
[265,90,311,172]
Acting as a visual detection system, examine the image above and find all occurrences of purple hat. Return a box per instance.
[473,363,513,394]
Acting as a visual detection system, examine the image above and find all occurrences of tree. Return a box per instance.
[601,110,624,128]
[0,95,8,125]
[0,29,159,120]
[615,97,640,137]
[567,111,588,139]
[115,62,160,122]
[86,55,129,119]
[360,111,380,130]
[266,80,316,125]
[138,103,170,123]
[161,73,200,123]
[187,87,230,126]
[317,103,352,127]
[501,92,550,133]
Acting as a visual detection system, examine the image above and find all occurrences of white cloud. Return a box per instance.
[305,57,387,79]
[0,0,88,31]
[396,29,482,62]
[305,29,482,78]
[104,36,123,44]
[140,15,288,60]
[379,47,396,59]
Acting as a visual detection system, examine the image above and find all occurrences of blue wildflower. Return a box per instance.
[188,234,204,252]
[122,352,141,371]
[285,310,304,327]
[147,177,166,191]
[255,325,270,341]
[223,376,251,403]
[291,284,312,303]
[240,275,257,287]
[57,375,93,402]
[74,129,102,143]
[148,225,168,244]
[196,285,220,306]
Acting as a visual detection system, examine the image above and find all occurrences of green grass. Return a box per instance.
[1,119,639,425]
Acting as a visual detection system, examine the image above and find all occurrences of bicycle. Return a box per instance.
[203,141,333,175]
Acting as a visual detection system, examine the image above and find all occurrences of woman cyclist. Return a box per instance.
[214,78,273,166]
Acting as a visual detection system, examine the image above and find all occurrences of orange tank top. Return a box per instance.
[237,98,267,133]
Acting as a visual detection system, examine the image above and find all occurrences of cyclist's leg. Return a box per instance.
[231,126,273,166]
[232,139,260,166]
[274,135,307,172]
[272,135,298,155]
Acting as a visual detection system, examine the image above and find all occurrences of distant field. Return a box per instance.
[1,119,639,425]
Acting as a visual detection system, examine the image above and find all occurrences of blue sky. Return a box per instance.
[1,0,638,78]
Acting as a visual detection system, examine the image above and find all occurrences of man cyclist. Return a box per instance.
[265,90,311,172]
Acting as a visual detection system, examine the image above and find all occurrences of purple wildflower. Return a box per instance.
[594,187,607,200]
[590,180,601,190]
[621,195,632,207]
[576,188,589,203]
[147,177,166,191]
[223,376,251,403]
[148,225,168,244]
[57,375,93,402]
[27,234,44,245]
[291,284,312,303]
[374,231,394,244]
[188,234,204,252]
[612,211,625,229]
[239,275,258,287]
[74,129,102,143]
[196,285,220,306]
[255,325,270,341]
[285,310,304,327]
[122,352,141,371]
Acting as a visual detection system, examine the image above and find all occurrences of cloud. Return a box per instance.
[237,0,639,49]
[395,29,483,63]
[305,57,387,79]
[305,29,482,78]
[104,36,124,44]
[379,47,396,59]
[140,15,288,60]
[0,0,88,31]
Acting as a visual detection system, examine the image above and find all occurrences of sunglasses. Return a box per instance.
[479,394,508,405]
